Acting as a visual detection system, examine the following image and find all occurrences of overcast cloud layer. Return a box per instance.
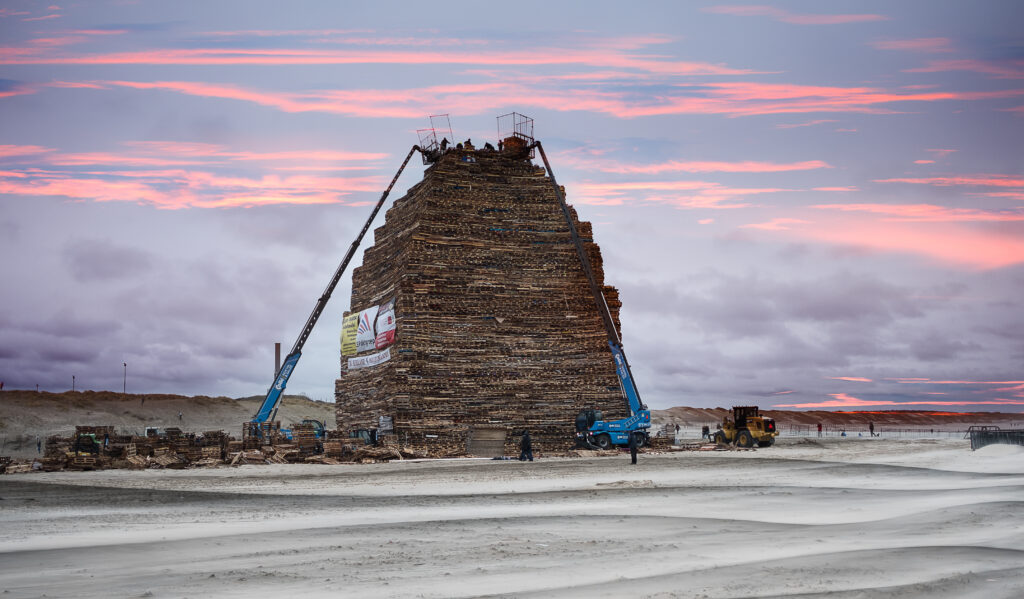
[1,1,1022,412]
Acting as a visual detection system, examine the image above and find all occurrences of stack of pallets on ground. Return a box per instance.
[335,147,629,455]
[290,423,321,457]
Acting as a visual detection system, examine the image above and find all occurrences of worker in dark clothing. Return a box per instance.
[519,430,533,461]
[629,432,639,465]
[869,421,875,437]
[440,137,448,152]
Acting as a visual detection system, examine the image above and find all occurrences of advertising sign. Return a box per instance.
[347,347,391,370]
[375,297,397,349]
[355,305,379,353]
[340,312,359,356]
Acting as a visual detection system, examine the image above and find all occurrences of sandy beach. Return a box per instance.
[2,437,1022,598]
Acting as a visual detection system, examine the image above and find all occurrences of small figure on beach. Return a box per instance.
[817,423,823,437]
[628,431,639,465]
[519,430,533,462]
[869,422,875,437]
[701,425,710,441]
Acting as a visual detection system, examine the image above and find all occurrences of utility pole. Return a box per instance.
[72,375,75,392]
[123,362,127,396]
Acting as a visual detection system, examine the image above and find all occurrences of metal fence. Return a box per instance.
[659,423,1010,443]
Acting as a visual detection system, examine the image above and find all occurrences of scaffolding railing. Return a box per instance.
[497,112,534,158]
[416,114,453,164]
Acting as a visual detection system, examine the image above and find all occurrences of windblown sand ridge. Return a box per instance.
[1,438,1022,597]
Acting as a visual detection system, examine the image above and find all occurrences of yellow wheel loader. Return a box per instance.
[713,406,778,448]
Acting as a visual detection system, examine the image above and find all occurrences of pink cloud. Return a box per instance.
[813,186,858,192]
[89,78,1024,121]
[774,393,1024,408]
[48,80,106,89]
[0,43,756,78]
[0,82,39,99]
[906,59,1024,79]
[888,379,1024,385]
[926,148,956,157]
[575,180,788,208]
[875,175,1024,188]
[0,169,384,209]
[828,377,873,382]
[970,191,1024,201]
[775,119,838,128]
[0,140,390,209]
[22,13,62,21]
[914,160,935,164]
[561,155,831,175]
[870,38,953,53]
[813,203,1024,223]
[0,144,53,158]
[70,29,129,36]
[698,218,714,225]
[704,5,887,25]
[740,217,810,230]
[799,216,1024,269]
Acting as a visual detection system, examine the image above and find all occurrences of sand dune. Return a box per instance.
[1,437,1022,598]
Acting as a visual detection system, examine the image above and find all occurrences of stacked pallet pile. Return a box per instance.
[335,145,629,454]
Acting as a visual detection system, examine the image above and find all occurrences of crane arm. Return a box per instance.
[533,141,646,416]
[253,145,421,423]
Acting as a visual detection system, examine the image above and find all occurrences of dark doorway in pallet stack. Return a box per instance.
[467,426,507,457]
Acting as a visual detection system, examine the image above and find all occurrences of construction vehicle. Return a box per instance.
[713,406,778,448]
[248,145,422,442]
[532,139,651,450]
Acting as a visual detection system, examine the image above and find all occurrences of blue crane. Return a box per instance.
[534,141,652,450]
[248,146,421,440]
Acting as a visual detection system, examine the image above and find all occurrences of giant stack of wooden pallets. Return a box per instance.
[335,146,629,454]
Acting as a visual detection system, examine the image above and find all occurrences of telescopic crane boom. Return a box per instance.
[251,146,420,429]
[533,141,651,449]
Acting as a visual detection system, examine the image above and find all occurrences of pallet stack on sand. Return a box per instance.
[335,146,629,454]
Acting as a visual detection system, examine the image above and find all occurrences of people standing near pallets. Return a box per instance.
[701,425,710,441]
[519,430,533,462]
[629,431,639,465]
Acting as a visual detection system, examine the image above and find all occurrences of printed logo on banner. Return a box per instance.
[355,305,379,353]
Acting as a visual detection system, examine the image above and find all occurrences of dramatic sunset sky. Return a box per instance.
[2,1,1022,411]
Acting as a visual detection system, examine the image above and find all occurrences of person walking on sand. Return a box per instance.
[817,423,823,437]
[519,430,533,462]
[178,411,183,421]
[629,431,639,465]
[869,422,875,437]
[36,436,41,454]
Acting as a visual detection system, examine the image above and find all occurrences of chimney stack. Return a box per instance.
[275,342,281,376]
